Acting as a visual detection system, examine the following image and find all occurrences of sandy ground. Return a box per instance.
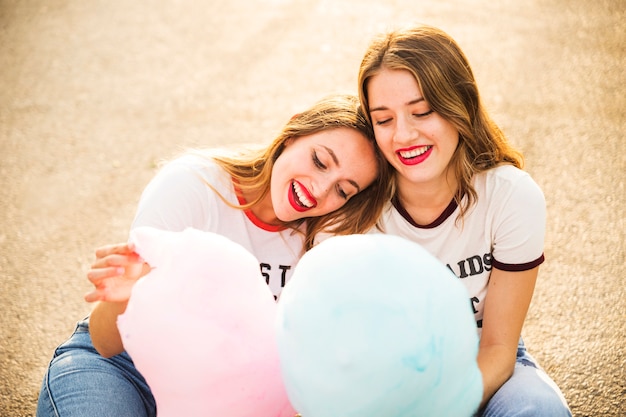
[1,0,624,416]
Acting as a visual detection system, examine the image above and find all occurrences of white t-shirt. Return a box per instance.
[374,165,546,333]
[131,154,305,299]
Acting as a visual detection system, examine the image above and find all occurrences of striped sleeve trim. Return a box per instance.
[491,253,545,272]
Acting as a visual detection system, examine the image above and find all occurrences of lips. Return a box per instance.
[396,145,433,166]
[288,180,317,212]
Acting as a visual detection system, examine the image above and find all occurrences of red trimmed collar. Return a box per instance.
[232,178,285,232]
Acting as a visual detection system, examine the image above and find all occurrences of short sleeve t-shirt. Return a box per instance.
[375,165,546,333]
[131,154,305,299]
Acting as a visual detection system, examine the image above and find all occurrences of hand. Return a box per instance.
[84,242,151,303]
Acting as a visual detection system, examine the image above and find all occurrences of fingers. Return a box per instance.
[91,253,143,269]
[84,273,114,302]
[84,289,104,303]
[84,285,126,303]
[87,266,125,284]
[84,272,137,303]
[94,242,136,258]
[85,242,144,304]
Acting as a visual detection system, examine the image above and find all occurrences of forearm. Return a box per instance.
[89,300,128,358]
[476,344,516,409]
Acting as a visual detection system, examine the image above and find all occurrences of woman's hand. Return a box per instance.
[84,242,151,303]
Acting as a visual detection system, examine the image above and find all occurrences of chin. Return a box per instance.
[274,209,297,223]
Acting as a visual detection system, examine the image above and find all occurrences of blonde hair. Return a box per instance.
[358,25,523,220]
[194,94,392,251]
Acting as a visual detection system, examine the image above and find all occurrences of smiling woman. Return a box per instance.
[271,127,378,221]
[358,25,572,417]
[35,93,393,417]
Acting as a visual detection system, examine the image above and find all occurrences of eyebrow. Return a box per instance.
[322,145,362,193]
[369,97,425,113]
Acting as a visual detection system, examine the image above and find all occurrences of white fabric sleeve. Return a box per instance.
[130,157,216,232]
[492,172,546,266]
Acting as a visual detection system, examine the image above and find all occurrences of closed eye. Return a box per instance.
[414,110,434,117]
[336,185,348,200]
[375,118,392,126]
[312,151,326,169]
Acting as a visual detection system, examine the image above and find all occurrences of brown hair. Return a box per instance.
[358,25,523,220]
[196,93,392,251]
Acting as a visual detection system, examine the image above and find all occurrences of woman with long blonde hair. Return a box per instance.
[36,93,392,417]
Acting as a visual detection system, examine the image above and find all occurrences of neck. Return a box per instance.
[242,188,281,226]
[395,171,458,226]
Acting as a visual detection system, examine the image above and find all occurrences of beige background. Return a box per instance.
[1,0,624,416]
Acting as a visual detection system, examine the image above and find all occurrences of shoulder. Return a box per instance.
[157,153,231,190]
[138,153,235,211]
[471,165,547,247]
[477,164,535,186]
[476,165,547,257]
[132,153,236,232]
[475,164,545,204]
[162,153,224,176]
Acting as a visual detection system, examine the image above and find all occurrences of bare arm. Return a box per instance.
[85,243,151,358]
[88,301,128,357]
[477,266,539,408]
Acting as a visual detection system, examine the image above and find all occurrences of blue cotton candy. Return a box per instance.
[276,234,483,417]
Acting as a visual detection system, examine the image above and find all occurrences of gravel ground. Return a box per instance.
[1,1,624,416]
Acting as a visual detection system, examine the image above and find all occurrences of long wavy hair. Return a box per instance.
[358,25,523,220]
[193,93,392,251]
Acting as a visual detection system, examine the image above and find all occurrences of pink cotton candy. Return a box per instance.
[117,226,296,417]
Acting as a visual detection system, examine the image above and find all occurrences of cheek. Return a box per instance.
[440,132,459,156]
[328,198,348,213]
[317,194,346,214]
[375,140,396,166]
[374,129,395,150]
[269,166,283,200]
[435,119,459,146]
[373,126,386,141]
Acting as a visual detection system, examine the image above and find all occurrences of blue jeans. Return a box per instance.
[480,340,572,417]
[36,318,156,417]
[37,320,570,417]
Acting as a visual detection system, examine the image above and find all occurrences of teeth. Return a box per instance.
[293,182,314,208]
[399,146,431,159]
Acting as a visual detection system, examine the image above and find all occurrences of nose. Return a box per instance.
[394,113,418,144]
[312,174,334,199]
